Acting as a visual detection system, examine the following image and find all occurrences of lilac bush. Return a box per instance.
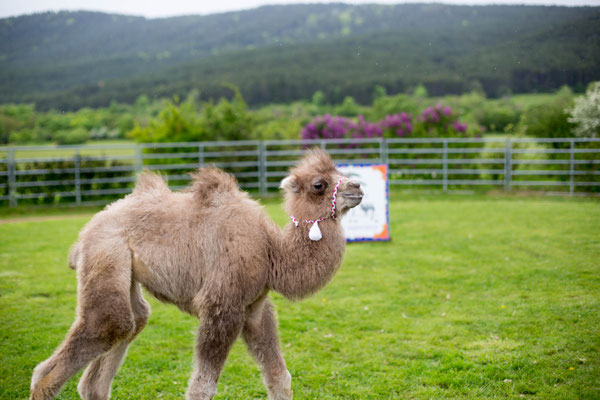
[416,103,468,137]
[302,114,385,141]
[301,103,471,141]
[381,112,413,137]
[301,114,358,140]
[452,121,468,133]
[357,115,383,139]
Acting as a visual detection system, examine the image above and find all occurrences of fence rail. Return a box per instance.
[1,138,599,207]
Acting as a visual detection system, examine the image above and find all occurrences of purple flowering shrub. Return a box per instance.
[301,114,359,140]
[381,112,413,137]
[301,104,471,141]
[414,104,469,137]
[357,115,383,139]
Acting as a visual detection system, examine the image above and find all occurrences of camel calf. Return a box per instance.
[30,149,362,399]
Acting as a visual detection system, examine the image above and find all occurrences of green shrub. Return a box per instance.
[11,158,132,205]
[37,113,72,134]
[373,84,387,100]
[128,96,202,142]
[412,84,428,98]
[476,102,520,133]
[129,87,255,143]
[518,86,574,139]
[334,96,361,117]
[9,128,38,144]
[438,91,486,128]
[199,89,255,141]
[0,162,6,206]
[89,126,121,140]
[311,90,326,107]
[369,94,420,121]
[255,118,302,140]
[0,120,7,144]
[54,128,89,145]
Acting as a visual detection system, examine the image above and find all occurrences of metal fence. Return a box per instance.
[1,138,599,207]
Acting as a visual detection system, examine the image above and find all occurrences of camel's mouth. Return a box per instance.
[341,191,363,208]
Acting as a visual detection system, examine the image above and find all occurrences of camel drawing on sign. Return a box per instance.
[360,202,375,219]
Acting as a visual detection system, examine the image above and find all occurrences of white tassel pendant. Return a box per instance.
[308,221,322,241]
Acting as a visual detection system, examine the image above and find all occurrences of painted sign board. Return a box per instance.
[338,164,390,242]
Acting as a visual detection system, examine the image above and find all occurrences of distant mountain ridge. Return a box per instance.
[1,3,599,110]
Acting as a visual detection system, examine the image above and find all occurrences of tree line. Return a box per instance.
[1,5,599,110]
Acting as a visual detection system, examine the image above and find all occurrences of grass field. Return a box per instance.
[1,195,599,399]
[5,140,137,160]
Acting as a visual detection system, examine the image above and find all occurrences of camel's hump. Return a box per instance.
[133,170,170,195]
[189,166,239,195]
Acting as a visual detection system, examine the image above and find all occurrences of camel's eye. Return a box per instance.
[312,180,327,194]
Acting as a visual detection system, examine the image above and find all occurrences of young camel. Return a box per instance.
[30,149,363,400]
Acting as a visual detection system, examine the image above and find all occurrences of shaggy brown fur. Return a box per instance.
[30,149,362,400]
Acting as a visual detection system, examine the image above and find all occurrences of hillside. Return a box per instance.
[1,3,599,110]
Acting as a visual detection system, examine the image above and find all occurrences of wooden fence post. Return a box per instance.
[443,140,448,192]
[259,141,267,196]
[198,143,204,167]
[379,138,388,165]
[504,138,512,191]
[8,147,16,208]
[74,150,81,205]
[134,145,143,173]
[569,140,575,196]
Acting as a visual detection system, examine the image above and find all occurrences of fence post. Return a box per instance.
[443,140,448,192]
[504,138,512,191]
[7,147,16,208]
[198,143,204,167]
[569,139,575,196]
[74,150,81,205]
[134,145,143,173]
[258,141,267,196]
[320,140,326,150]
[379,138,388,165]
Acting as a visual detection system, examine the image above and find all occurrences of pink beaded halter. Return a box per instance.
[290,177,343,241]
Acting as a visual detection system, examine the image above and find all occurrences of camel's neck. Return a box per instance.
[267,218,346,300]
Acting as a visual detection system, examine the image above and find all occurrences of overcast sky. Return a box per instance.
[1,0,598,19]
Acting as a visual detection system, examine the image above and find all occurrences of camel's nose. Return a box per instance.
[347,180,361,189]
[346,180,363,198]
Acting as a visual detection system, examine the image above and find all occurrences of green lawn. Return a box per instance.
[509,93,560,108]
[6,140,136,160]
[1,195,599,399]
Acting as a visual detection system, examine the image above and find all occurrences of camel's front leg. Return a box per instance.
[243,298,292,400]
[187,307,244,400]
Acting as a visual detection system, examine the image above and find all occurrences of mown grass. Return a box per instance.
[6,139,136,160]
[1,195,599,399]
[509,93,560,108]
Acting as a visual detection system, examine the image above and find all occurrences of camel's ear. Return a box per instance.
[280,176,299,193]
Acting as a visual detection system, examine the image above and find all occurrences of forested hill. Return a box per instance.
[1,3,599,110]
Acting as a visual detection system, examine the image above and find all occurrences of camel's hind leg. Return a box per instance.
[77,281,150,400]
[243,298,292,400]
[30,242,135,400]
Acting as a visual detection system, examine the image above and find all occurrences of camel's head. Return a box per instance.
[280,148,363,221]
